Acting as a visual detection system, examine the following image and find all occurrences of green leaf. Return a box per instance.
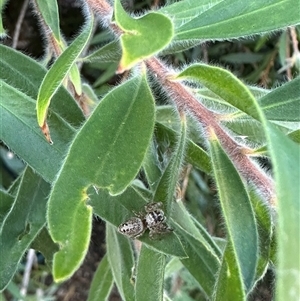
[0,44,85,126]
[200,59,300,298]
[171,201,221,298]
[142,139,162,191]
[288,129,300,144]
[160,0,300,41]
[69,63,82,96]
[84,40,122,63]
[90,184,187,258]
[175,63,260,120]
[47,75,155,281]
[0,80,76,183]
[0,0,8,37]
[35,0,61,41]
[114,0,173,71]
[0,167,50,291]
[106,224,135,301]
[259,77,300,122]
[36,11,93,127]
[30,227,59,269]
[0,190,13,226]
[209,133,258,292]
[185,56,300,298]
[214,242,246,301]
[135,244,166,301]
[87,254,114,301]
[229,77,300,124]
[155,122,211,174]
[0,44,85,183]
[49,185,92,282]
[154,113,187,215]
[249,191,273,284]
[267,126,300,300]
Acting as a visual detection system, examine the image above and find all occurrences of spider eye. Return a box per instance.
[158,215,164,221]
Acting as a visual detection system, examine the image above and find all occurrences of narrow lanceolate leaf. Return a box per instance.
[288,129,300,144]
[214,242,246,301]
[84,40,122,63]
[0,190,13,227]
[0,167,50,291]
[30,227,59,269]
[160,0,300,41]
[36,11,93,128]
[142,139,162,191]
[209,131,258,294]
[265,125,300,300]
[154,113,188,216]
[249,191,273,285]
[0,0,8,37]
[175,64,260,120]
[0,44,85,127]
[47,75,155,282]
[260,77,300,122]
[0,80,77,183]
[171,201,221,298]
[230,77,300,123]
[87,254,114,301]
[155,122,211,174]
[106,225,135,301]
[114,0,173,71]
[236,78,300,299]
[135,245,166,301]
[35,0,61,41]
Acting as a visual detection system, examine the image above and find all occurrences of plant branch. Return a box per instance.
[19,249,36,301]
[85,0,275,206]
[145,58,275,205]
[12,0,30,49]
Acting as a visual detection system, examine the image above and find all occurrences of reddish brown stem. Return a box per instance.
[145,58,275,206]
[86,0,275,206]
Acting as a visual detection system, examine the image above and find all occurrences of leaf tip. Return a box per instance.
[40,122,53,144]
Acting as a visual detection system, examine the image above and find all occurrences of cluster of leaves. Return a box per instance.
[0,0,299,300]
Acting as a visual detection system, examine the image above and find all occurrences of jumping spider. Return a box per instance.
[118,202,173,239]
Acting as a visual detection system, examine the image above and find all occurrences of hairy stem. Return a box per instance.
[85,0,275,206]
[145,58,275,205]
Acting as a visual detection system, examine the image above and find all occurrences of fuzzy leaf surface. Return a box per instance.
[260,77,300,122]
[266,126,300,300]
[0,167,50,291]
[84,40,122,63]
[115,0,173,71]
[160,0,300,41]
[0,0,7,36]
[0,80,76,182]
[35,0,61,41]
[154,113,187,216]
[176,63,260,120]
[214,242,246,301]
[106,225,135,301]
[0,190,13,226]
[209,133,258,292]
[47,75,155,281]
[135,245,166,301]
[0,45,84,126]
[30,227,59,269]
[36,12,93,126]
[171,201,221,298]
[87,254,113,301]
